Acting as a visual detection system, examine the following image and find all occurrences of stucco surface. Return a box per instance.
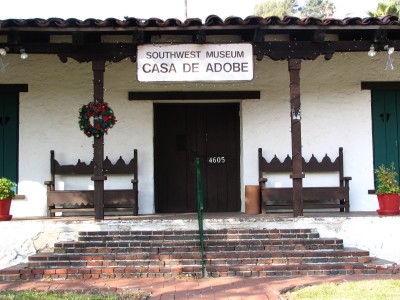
[0,52,399,216]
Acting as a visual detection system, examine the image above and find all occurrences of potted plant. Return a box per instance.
[375,163,400,216]
[0,177,15,221]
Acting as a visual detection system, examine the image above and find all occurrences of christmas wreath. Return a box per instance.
[78,101,117,138]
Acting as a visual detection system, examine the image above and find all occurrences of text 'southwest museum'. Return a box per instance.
[1,15,400,218]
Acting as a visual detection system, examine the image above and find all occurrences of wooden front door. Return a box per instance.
[372,90,400,181]
[0,93,18,186]
[154,103,240,213]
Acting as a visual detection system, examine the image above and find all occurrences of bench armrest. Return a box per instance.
[259,178,267,188]
[342,176,352,188]
[44,181,55,191]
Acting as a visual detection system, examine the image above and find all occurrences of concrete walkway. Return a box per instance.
[0,274,399,299]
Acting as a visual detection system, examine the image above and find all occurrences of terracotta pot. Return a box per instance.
[0,197,12,221]
[377,194,400,216]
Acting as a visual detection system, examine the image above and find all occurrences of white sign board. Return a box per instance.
[137,43,253,82]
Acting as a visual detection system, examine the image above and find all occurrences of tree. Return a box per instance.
[254,0,335,18]
[254,0,299,18]
[299,0,335,18]
[368,0,400,17]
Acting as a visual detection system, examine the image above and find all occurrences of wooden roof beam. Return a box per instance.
[313,30,325,43]
[253,28,265,43]
[373,29,388,44]
[132,29,144,44]
[72,32,101,45]
[193,30,206,43]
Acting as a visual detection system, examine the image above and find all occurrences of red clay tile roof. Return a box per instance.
[1,15,400,29]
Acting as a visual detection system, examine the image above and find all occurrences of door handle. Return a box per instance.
[379,113,391,122]
[0,117,2,126]
[4,116,9,126]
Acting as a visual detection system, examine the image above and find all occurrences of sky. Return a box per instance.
[0,0,381,20]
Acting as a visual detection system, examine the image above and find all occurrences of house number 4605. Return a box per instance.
[208,157,226,164]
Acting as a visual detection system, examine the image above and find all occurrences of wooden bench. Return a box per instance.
[258,147,351,213]
[45,149,138,217]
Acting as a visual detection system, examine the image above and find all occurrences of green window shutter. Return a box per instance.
[372,90,387,170]
[383,91,399,168]
[0,93,18,186]
[372,90,400,184]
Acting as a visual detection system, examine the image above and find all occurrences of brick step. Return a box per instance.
[1,228,397,281]
[77,229,320,242]
[78,233,321,242]
[78,228,316,236]
[1,260,396,281]
[26,248,371,269]
[29,247,370,263]
[55,238,343,252]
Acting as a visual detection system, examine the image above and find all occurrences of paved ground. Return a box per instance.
[0,274,399,299]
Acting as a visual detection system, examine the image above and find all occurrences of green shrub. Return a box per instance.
[375,163,400,195]
[0,177,15,200]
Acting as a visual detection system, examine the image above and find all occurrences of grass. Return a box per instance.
[0,289,150,300]
[284,279,400,300]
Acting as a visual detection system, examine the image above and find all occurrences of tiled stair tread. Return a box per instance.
[56,238,343,248]
[0,263,29,273]
[25,257,372,267]
[54,246,345,254]
[77,229,320,241]
[78,233,321,241]
[78,229,318,236]
[1,262,393,276]
[0,261,383,271]
[364,258,399,268]
[78,235,321,242]
[28,248,370,261]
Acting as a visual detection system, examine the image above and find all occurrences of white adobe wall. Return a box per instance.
[0,51,398,217]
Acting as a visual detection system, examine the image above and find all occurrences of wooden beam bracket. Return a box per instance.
[132,29,144,44]
[313,30,326,43]
[194,30,206,44]
[253,28,265,43]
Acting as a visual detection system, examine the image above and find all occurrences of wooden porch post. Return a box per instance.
[288,59,304,217]
[92,60,106,220]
